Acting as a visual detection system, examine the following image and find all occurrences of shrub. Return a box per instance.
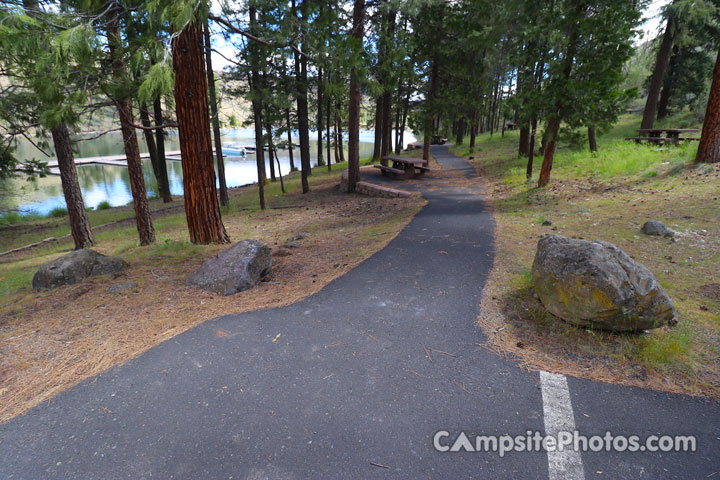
[47,207,68,218]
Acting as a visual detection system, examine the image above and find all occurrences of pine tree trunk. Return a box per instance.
[346,0,364,192]
[538,118,560,187]
[423,58,439,166]
[455,118,464,145]
[380,89,392,163]
[337,107,345,163]
[138,102,162,194]
[470,109,477,149]
[372,97,382,163]
[107,17,154,246]
[248,6,266,209]
[588,127,598,153]
[138,102,172,203]
[266,126,284,192]
[293,0,311,193]
[172,19,229,244]
[641,13,675,130]
[333,115,340,164]
[657,83,671,120]
[51,124,94,250]
[527,116,537,179]
[153,97,172,203]
[399,87,410,151]
[203,19,229,207]
[394,102,401,154]
[285,109,296,172]
[326,94,332,170]
[317,66,324,166]
[264,106,276,181]
[519,126,530,156]
[695,46,720,164]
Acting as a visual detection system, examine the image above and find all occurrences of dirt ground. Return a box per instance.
[0,178,426,422]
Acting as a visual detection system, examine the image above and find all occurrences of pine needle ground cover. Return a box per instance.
[452,115,720,397]
[0,164,426,422]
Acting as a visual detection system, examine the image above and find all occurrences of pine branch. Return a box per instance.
[208,14,312,61]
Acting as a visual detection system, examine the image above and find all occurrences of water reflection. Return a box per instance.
[1,129,416,215]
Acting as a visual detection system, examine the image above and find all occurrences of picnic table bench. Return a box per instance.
[626,128,700,145]
[374,156,431,179]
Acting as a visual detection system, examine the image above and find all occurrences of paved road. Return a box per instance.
[1,146,717,479]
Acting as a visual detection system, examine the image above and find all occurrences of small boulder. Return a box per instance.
[186,240,271,296]
[282,233,307,249]
[33,249,127,291]
[641,220,674,237]
[108,281,137,294]
[531,235,676,332]
[542,220,553,226]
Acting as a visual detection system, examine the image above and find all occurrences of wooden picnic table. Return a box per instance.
[373,156,431,179]
[626,128,700,145]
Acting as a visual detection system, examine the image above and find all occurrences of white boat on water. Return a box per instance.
[222,144,247,156]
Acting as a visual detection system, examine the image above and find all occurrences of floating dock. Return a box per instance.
[18,150,205,176]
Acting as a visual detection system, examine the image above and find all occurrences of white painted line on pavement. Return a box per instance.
[540,371,586,480]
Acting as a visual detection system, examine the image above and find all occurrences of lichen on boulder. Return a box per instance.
[531,234,676,332]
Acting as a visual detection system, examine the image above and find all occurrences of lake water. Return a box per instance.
[1,128,416,215]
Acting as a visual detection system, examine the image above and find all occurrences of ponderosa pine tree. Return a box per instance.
[106,13,155,245]
[346,0,364,192]
[695,45,720,164]
[0,2,94,249]
[293,0,312,193]
[641,6,677,130]
[172,11,229,244]
[537,0,641,187]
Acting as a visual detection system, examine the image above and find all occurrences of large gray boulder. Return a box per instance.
[186,240,271,296]
[33,249,128,291]
[531,235,676,332]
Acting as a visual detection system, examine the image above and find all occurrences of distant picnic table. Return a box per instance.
[625,128,700,145]
[374,156,431,179]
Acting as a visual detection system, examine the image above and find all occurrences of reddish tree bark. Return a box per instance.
[172,19,229,244]
[695,46,720,164]
[107,17,155,246]
[538,118,559,187]
[51,124,94,249]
